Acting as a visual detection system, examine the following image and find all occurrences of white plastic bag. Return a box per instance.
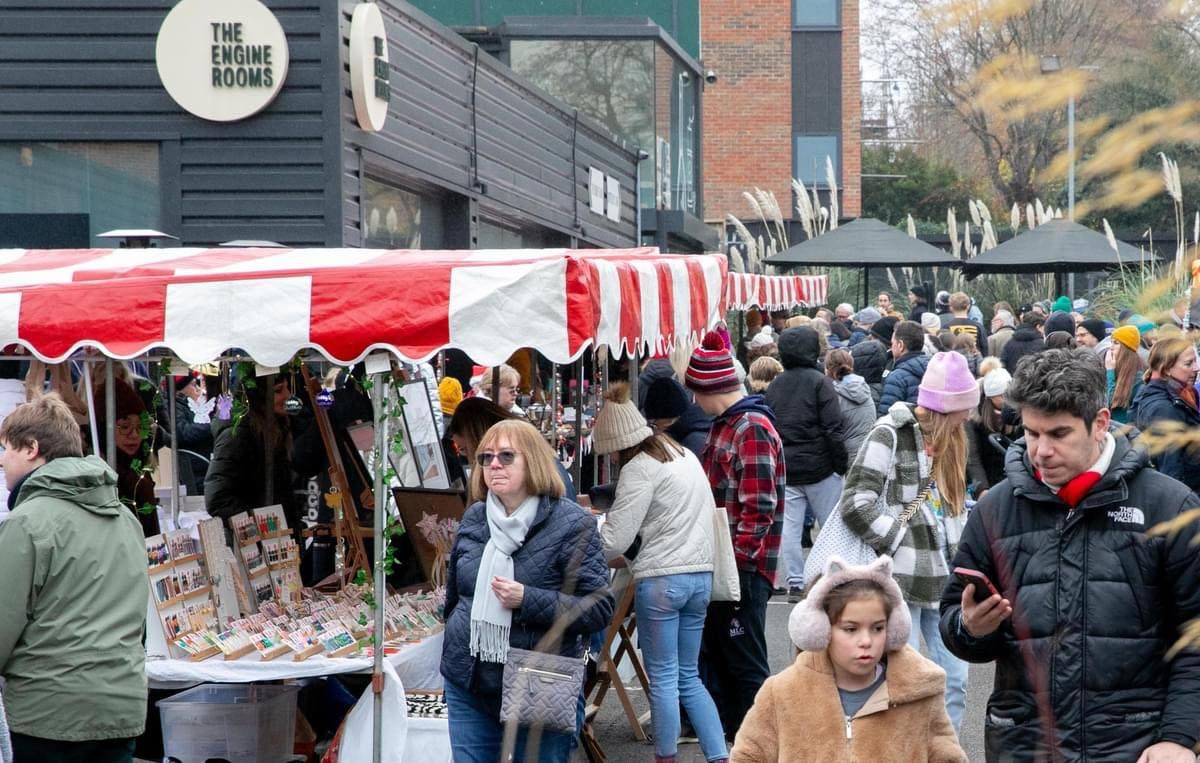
[327,659,408,763]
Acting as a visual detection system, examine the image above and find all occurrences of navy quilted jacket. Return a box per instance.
[440,495,614,696]
[877,352,929,416]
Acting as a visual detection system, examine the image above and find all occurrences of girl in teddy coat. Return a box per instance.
[730,556,966,762]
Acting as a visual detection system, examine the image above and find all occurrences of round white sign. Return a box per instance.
[156,0,289,123]
[349,3,390,132]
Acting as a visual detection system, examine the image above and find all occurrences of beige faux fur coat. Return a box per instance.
[731,645,966,763]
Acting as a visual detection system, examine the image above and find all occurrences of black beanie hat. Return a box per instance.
[871,316,898,344]
[909,285,928,302]
[1043,311,1076,336]
[642,377,690,420]
[1080,319,1107,342]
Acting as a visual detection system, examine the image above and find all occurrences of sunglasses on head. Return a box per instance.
[477,450,518,467]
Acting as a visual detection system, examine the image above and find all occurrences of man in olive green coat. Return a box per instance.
[0,394,147,762]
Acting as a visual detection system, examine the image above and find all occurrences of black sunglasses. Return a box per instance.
[477,450,519,467]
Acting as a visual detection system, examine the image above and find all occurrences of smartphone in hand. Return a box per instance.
[954,566,1001,603]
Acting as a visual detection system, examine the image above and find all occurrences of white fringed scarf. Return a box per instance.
[469,492,539,663]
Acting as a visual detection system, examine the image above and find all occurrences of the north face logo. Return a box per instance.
[1108,506,1145,526]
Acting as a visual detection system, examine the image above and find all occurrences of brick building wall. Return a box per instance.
[700,0,793,224]
[700,0,861,224]
[841,0,862,217]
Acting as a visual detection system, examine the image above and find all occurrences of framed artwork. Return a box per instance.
[392,486,466,585]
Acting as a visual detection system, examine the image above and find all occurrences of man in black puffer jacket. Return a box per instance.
[851,314,895,403]
[765,327,848,599]
[1001,312,1046,374]
[940,349,1200,762]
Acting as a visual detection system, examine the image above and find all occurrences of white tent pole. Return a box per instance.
[82,363,101,457]
[370,370,388,763]
[104,359,116,469]
[167,371,181,528]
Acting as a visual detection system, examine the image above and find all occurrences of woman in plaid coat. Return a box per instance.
[834,352,979,733]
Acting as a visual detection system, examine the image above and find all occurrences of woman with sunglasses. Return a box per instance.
[593,383,729,763]
[441,419,613,762]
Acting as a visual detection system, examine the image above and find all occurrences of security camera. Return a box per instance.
[704,69,718,84]
[679,71,691,84]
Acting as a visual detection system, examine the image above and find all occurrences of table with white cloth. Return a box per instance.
[148,632,447,762]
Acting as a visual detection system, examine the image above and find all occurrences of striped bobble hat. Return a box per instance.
[686,331,743,395]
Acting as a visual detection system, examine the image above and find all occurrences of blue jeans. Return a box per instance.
[444,678,583,762]
[782,474,844,588]
[636,572,728,761]
[909,604,968,734]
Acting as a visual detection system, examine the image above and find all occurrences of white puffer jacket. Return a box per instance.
[600,448,715,579]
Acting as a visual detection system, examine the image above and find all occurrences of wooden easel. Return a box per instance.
[301,366,371,588]
[586,569,651,745]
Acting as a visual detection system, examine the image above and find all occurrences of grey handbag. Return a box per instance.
[499,646,585,735]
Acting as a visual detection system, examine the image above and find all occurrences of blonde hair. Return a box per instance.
[670,339,696,385]
[916,407,968,517]
[748,356,784,393]
[977,356,1002,379]
[785,315,812,329]
[470,419,565,503]
[475,364,521,397]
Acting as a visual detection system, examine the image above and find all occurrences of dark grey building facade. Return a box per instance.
[0,0,639,250]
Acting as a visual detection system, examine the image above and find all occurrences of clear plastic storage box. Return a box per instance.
[158,683,298,763]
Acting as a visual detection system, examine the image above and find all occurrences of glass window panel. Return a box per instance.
[666,51,700,215]
[361,177,422,248]
[510,38,655,153]
[793,0,839,27]
[794,135,840,186]
[0,142,160,246]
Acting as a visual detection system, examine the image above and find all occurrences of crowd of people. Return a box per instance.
[438,286,1200,762]
[3,284,1200,763]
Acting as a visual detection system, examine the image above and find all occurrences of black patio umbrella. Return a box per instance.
[764,217,962,307]
[962,219,1158,293]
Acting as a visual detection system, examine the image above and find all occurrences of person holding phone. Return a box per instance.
[940,348,1200,762]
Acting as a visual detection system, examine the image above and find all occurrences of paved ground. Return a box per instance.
[585,592,993,761]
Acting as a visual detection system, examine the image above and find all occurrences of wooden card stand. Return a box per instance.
[327,641,360,659]
[292,643,325,662]
[189,645,222,662]
[221,643,256,661]
[257,643,293,661]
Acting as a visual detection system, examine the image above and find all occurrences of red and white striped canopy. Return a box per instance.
[0,247,726,366]
[726,273,828,311]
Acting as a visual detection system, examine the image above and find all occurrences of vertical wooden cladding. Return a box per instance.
[0,0,337,247]
[343,2,638,248]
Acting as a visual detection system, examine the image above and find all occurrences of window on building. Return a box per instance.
[510,37,700,214]
[362,177,423,248]
[0,142,160,246]
[793,0,839,28]
[794,135,840,186]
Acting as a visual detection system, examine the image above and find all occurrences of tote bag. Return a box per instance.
[710,507,741,602]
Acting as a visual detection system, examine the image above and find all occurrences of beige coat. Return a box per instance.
[731,646,966,763]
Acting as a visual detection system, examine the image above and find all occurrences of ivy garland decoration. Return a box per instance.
[353,371,409,606]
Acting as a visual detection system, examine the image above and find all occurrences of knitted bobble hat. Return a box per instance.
[1053,296,1073,313]
[918,351,980,413]
[789,555,912,652]
[592,382,653,455]
[1112,325,1141,353]
[685,331,743,395]
[920,312,942,334]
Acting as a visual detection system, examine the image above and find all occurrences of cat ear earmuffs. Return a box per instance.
[788,555,912,652]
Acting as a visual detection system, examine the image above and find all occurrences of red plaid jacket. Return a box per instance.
[700,395,786,588]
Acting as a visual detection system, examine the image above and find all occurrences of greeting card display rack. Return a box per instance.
[146,529,220,661]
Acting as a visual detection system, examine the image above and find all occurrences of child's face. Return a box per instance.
[829,597,888,682]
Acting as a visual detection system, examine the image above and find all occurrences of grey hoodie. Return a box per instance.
[0,455,147,741]
[834,373,877,461]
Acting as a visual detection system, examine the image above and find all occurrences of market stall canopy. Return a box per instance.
[0,247,726,365]
[727,273,829,310]
[961,219,1156,276]
[764,217,963,268]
